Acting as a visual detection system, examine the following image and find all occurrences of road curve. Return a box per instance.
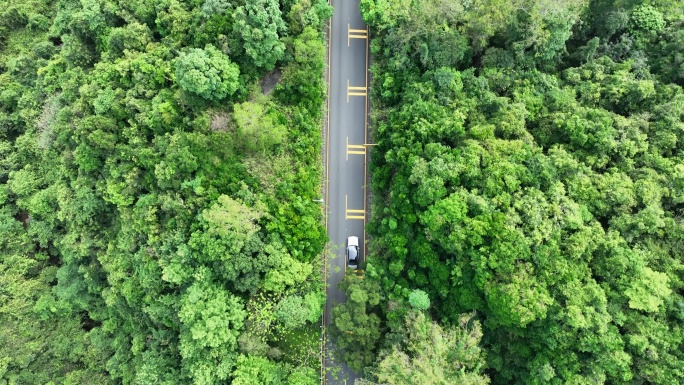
[323,0,368,384]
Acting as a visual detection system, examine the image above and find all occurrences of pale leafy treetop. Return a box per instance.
[625,267,672,313]
[201,194,264,242]
[408,289,430,310]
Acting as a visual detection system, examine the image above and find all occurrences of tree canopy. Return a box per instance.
[332,0,684,384]
[0,0,330,383]
[175,45,241,101]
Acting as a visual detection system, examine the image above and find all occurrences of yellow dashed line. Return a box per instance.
[345,195,365,220]
[347,79,367,103]
[346,137,367,159]
[348,24,368,46]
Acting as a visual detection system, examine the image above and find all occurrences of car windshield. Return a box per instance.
[348,246,357,260]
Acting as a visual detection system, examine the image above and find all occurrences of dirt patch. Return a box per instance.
[260,68,282,95]
[210,111,231,132]
[15,211,30,229]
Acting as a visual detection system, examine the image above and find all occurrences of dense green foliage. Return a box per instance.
[373,311,488,385]
[333,0,684,384]
[0,0,331,383]
[175,45,241,101]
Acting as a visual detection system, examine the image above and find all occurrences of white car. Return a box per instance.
[346,236,359,269]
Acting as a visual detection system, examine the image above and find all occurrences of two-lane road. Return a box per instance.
[323,0,368,383]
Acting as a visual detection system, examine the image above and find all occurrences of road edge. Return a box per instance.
[320,2,332,384]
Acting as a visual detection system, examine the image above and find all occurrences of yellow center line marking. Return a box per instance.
[348,24,368,46]
[347,79,367,103]
[347,137,367,159]
[363,24,369,275]
[345,195,365,220]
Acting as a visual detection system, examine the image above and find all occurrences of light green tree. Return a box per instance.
[233,100,287,153]
[232,355,284,385]
[408,289,430,310]
[275,292,324,330]
[287,366,319,385]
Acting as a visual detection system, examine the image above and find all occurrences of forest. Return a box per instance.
[0,0,331,383]
[331,0,684,384]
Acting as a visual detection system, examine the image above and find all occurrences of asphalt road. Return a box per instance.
[323,0,368,383]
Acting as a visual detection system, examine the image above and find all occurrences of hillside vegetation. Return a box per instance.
[0,0,330,383]
[332,1,684,384]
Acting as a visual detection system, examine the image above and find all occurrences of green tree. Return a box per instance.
[286,366,319,385]
[275,292,324,330]
[372,311,489,385]
[0,0,329,383]
[362,1,684,383]
[630,5,666,34]
[408,289,430,310]
[286,0,333,35]
[174,44,240,101]
[0,227,110,384]
[233,0,286,71]
[106,22,151,59]
[233,100,287,153]
[330,273,384,372]
[178,269,246,384]
[232,355,284,385]
[201,0,232,19]
[276,27,326,109]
